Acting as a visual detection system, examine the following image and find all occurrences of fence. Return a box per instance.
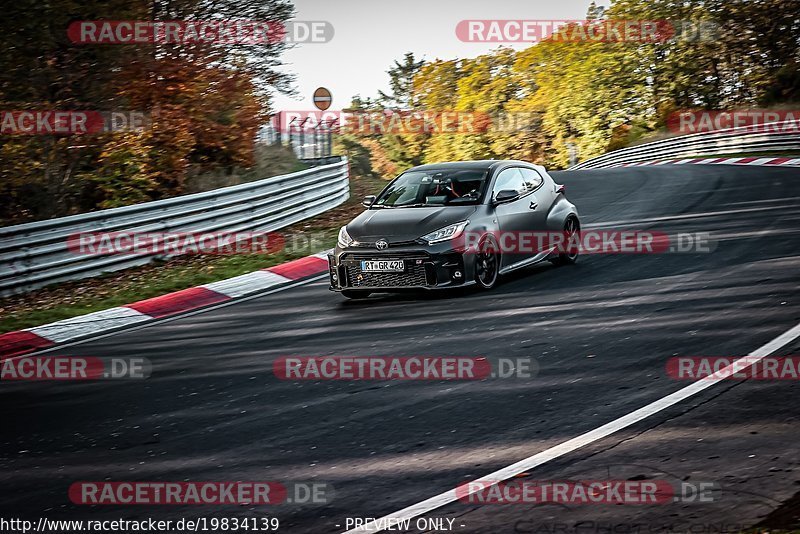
[0,157,349,296]
[570,121,800,170]
[260,116,336,160]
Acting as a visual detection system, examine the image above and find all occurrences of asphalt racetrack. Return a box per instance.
[2,164,799,533]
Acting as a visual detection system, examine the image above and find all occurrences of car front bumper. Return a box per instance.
[328,244,474,292]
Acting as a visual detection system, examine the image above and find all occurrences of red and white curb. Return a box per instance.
[0,250,332,359]
[616,156,800,168]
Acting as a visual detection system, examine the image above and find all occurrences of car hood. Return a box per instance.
[347,205,477,242]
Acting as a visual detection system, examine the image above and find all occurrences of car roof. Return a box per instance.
[405,160,548,175]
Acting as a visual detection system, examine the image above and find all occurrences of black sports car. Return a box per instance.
[328,160,580,298]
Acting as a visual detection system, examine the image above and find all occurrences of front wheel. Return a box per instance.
[550,217,580,265]
[474,236,500,290]
[341,289,372,299]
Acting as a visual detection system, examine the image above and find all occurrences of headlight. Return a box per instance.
[420,220,469,245]
[337,226,354,248]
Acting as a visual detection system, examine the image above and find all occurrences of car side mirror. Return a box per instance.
[494,189,519,204]
[362,195,376,208]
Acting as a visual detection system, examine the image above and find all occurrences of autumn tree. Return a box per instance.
[0,0,294,223]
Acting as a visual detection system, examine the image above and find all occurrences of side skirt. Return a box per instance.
[498,248,556,275]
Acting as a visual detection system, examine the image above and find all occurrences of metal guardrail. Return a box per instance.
[570,121,800,170]
[0,157,349,296]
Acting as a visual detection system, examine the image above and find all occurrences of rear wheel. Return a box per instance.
[551,217,580,265]
[474,236,500,289]
[341,289,372,299]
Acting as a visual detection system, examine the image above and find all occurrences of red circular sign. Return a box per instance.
[313,87,332,111]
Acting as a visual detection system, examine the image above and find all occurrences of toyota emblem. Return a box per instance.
[376,239,388,250]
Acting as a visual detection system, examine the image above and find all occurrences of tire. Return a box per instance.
[341,289,372,299]
[551,216,580,266]
[474,235,500,289]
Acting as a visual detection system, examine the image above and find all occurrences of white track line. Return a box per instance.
[343,321,800,534]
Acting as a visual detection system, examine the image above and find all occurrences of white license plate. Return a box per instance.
[361,260,405,272]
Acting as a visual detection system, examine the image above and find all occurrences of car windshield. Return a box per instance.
[374,169,488,207]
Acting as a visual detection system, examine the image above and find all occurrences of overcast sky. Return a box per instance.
[272,0,608,111]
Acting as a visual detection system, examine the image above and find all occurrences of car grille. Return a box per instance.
[345,263,428,288]
[341,253,431,288]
